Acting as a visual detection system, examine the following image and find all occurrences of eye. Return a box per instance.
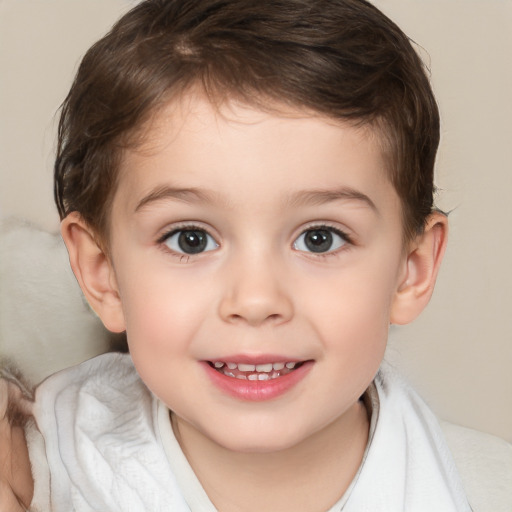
[163,228,218,255]
[293,227,347,254]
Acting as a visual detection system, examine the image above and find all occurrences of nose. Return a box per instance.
[218,254,294,327]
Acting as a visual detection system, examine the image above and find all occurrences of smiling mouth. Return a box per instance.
[207,361,306,381]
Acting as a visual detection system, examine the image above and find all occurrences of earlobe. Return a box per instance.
[60,212,126,333]
[390,212,448,325]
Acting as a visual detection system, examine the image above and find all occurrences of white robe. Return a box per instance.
[27,353,471,511]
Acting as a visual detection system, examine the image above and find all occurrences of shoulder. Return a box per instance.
[351,363,472,511]
[30,353,189,512]
[33,352,145,431]
[375,362,512,512]
[33,352,155,456]
[441,421,512,512]
[35,352,140,399]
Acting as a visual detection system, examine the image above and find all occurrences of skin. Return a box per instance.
[0,380,33,511]
[56,95,447,512]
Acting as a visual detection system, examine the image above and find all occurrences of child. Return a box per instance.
[0,0,479,510]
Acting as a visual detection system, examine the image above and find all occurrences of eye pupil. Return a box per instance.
[178,230,207,254]
[304,229,332,253]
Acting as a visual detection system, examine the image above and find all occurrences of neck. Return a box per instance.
[172,400,369,512]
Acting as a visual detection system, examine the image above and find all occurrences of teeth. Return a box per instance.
[255,363,273,372]
[212,360,302,378]
[238,363,256,372]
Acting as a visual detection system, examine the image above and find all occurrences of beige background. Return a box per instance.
[0,0,511,441]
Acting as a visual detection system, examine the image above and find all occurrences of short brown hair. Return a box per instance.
[54,0,440,243]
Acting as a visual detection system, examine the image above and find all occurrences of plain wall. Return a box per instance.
[0,0,511,441]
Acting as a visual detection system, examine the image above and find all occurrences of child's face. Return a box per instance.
[107,95,408,453]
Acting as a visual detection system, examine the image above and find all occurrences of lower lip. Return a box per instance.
[202,361,313,402]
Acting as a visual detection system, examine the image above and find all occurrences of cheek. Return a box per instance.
[298,258,399,350]
[120,271,203,397]
[118,264,211,355]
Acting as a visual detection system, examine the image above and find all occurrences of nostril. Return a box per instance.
[218,284,294,326]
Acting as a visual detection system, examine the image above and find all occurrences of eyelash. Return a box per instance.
[156,223,353,260]
[293,224,353,258]
[157,224,218,261]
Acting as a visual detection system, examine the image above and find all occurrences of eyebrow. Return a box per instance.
[135,184,378,214]
[135,185,217,212]
[287,187,378,213]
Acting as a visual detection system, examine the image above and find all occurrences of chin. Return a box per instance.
[221,438,298,455]
[206,423,313,455]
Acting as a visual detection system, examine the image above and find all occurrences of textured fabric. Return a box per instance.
[342,365,471,511]
[29,353,472,511]
[155,381,380,512]
[30,354,189,512]
[440,421,512,512]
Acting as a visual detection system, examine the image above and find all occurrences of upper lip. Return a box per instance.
[205,354,306,365]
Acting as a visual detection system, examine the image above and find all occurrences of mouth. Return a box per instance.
[207,360,306,381]
[203,358,313,401]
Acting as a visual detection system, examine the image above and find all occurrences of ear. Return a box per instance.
[60,212,126,333]
[390,211,448,325]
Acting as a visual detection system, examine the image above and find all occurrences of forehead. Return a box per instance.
[114,94,398,218]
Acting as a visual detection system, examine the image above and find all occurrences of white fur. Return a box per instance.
[2,219,511,511]
[0,218,110,385]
